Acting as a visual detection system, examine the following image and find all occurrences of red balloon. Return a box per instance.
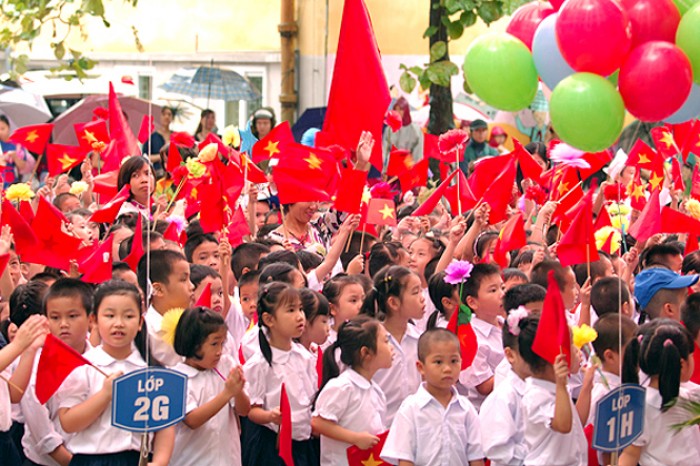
[619,42,693,122]
[506,2,555,50]
[550,0,565,10]
[621,0,681,49]
[556,0,632,76]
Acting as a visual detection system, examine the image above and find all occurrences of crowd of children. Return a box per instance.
[1,128,700,466]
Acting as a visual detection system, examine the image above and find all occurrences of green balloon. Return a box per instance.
[677,3,700,85]
[550,73,625,152]
[673,0,699,15]
[463,33,539,112]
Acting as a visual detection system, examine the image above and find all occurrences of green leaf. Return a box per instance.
[445,0,462,14]
[447,20,464,40]
[460,10,477,27]
[423,25,439,38]
[418,70,432,91]
[52,41,65,60]
[399,71,417,94]
[82,0,105,17]
[426,60,458,87]
[430,41,447,63]
[409,66,423,75]
[477,1,503,24]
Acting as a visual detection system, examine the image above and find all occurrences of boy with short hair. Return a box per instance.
[634,267,698,323]
[21,278,93,466]
[381,329,485,466]
[184,233,220,270]
[590,276,634,320]
[137,250,194,366]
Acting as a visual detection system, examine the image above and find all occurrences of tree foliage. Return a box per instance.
[0,0,140,78]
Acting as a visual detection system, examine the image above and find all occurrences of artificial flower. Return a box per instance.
[69,181,89,196]
[607,203,630,232]
[524,184,547,205]
[444,260,474,285]
[161,308,185,346]
[603,182,625,202]
[572,324,598,349]
[549,143,590,170]
[171,132,196,148]
[370,182,399,201]
[186,158,207,179]
[595,226,622,255]
[165,215,187,235]
[385,110,402,132]
[222,125,241,148]
[4,183,35,202]
[686,199,700,220]
[197,143,218,163]
[438,129,468,158]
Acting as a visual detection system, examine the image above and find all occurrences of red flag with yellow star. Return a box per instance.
[241,154,268,184]
[398,158,429,194]
[627,170,647,210]
[8,123,53,154]
[366,198,397,226]
[647,153,665,193]
[628,188,661,243]
[651,125,680,159]
[493,212,527,269]
[273,143,340,204]
[680,120,700,161]
[626,138,657,169]
[74,120,110,153]
[46,144,87,177]
[347,431,390,466]
[334,168,368,214]
[557,188,600,267]
[386,147,413,178]
[30,196,83,270]
[251,121,294,163]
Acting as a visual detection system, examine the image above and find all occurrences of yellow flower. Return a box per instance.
[572,324,598,349]
[607,203,630,232]
[686,199,700,220]
[186,158,207,179]
[595,226,621,255]
[69,181,89,195]
[197,143,218,163]
[5,183,35,202]
[161,308,185,346]
[222,125,241,148]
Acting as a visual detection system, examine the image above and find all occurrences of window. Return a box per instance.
[138,75,152,100]
[246,75,263,118]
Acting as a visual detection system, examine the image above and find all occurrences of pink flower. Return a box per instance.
[438,129,468,159]
[444,260,474,285]
[370,182,399,201]
[549,143,590,170]
[385,111,402,132]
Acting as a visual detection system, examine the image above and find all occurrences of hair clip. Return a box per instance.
[384,275,393,283]
[506,306,529,336]
[637,335,644,343]
[663,338,674,347]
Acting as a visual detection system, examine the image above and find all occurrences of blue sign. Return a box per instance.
[593,384,646,452]
[112,368,187,432]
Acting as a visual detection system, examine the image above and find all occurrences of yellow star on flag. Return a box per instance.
[557,181,569,197]
[404,157,414,169]
[361,453,384,466]
[361,187,372,205]
[25,130,39,143]
[304,152,323,170]
[649,172,664,191]
[379,203,395,220]
[660,131,675,149]
[638,153,651,164]
[58,154,77,170]
[82,130,98,144]
[264,140,281,157]
[630,183,645,201]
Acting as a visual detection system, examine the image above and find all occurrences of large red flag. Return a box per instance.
[347,431,390,466]
[398,158,429,194]
[89,185,131,224]
[1,199,39,258]
[101,83,140,172]
[320,0,390,171]
[557,190,600,267]
[626,138,657,169]
[279,383,293,466]
[628,188,662,243]
[532,271,571,366]
[46,144,87,177]
[493,212,528,268]
[74,120,110,153]
[8,123,53,154]
[31,196,83,270]
[250,121,294,163]
[36,334,92,404]
[651,125,680,159]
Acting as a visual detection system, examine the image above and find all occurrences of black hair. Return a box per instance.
[592,313,638,360]
[622,319,693,410]
[340,231,377,270]
[0,319,12,344]
[296,250,323,274]
[367,242,401,278]
[503,268,528,284]
[137,249,188,297]
[173,307,227,359]
[0,114,9,127]
[43,278,94,317]
[426,271,457,330]
[641,243,683,270]
[410,235,446,262]
[322,274,364,306]
[117,156,155,200]
[112,261,133,276]
[503,283,547,313]
[185,219,204,239]
[257,224,280,240]
[194,109,215,137]
[238,269,261,289]
[573,257,611,287]
[525,141,548,168]
[682,293,700,340]
[93,280,161,366]
[259,263,304,286]
[189,264,220,290]
[474,231,499,260]
[10,281,49,326]
[53,192,80,212]
[258,250,301,271]
[682,250,700,275]
[512,250,534,269]
[417,328,460,362]
[461,263,501,301]
[184,233,219,263]
[119,225,161,261]
[31,271,61,286]
[231,242,270,280]
[300,289,330,323]
[257,282,302,366]
[517,314,549,374]
[360,265,415,320]
[590,277,631,317]
[530,260,570,291]
[424,256,441,285]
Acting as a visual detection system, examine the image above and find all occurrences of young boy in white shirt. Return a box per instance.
[381,328,485,466]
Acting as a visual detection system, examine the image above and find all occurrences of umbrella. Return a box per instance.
[0,85,52,128]
[52,94,161,146]
[292,107,326,142]
[159,66,261,105]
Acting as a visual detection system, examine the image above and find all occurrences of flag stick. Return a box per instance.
[386,175,398,185]
[586,242,591,280]
[611,451,619,466]
[456,148,462,217]
[0,373,24,394]
[28,153,43,186]
[344,229,353,253]
[359,224,367,254]
[90,363,109,378]
[554,180,584,204]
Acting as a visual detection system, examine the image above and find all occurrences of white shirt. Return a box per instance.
[313,369,387,466]
[522,378,587,466]
[633,386,700,466]
[244,343,316,440]
[372,323,422,425]
[56,346,150,454]
[479,369,527,466]
[241,326,261,363]
[414,288,436,332]
[493,358,512,388]
[0,368,11,432]
[458,317,504,411]
[381,384,484,466]
[587,371,620,426]
[170,355,245,466]
[145,305,183,367]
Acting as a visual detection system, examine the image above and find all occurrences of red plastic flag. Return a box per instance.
[680,119,700,161]
[398,158,429,194]
[74,120,110,153]
[481,158,517,224]
[138,115,154,144]
[347,431,390,466]
[102,83,140,171]
[627,170,647,211]
[31,196,82,270]
[241,154,268,184]
[320,0,390,171]
[386,148,413,178]
[366,199,397,226]
[195,282,213,308]
[334,168,368,214]
[1,200,40,259]
[532,271,571,366]
[316,346,323,389]
[0,254,10,277]
[660,207,700,236]
[8,123,53,154]
[227,206,252,248]
[493,212,527,268]
[79,235,114,284]
[411,170,459,217]
[628,188,662,243]
[446,301,478,370]
[626,138,657,169]
[557,191,600,267]
[36,334,92,404]
[514,139,543,183]
[651,125,680,159]
[46,144,86,177]
[89,185,131,224]
[167,142,183,174]
[279,383,293,466]
[123,217,144,272]
[686,233,699,255]
[251,121,294,163]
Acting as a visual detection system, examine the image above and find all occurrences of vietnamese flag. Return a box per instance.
[74,120,110,153]
[681,119,700,161]
[514,139,543,183]
[386,148,413,178]
[89,185,131,224]
[557,188,599,267]
[398,158,429,194]
[79,235,114,284]
[626,138,657,169]
[578,150,613,181]
[493,212,527,268]
[251,121,294,163]
[167,142,183,174]
[627,170,647,211]
[241,154,268,184]
[651,125,680,159]
[347,431,390,466]
[279,383,293,466]
[8,123,53,154]
[46,144,87,177]
[628,188,662,243]
[31,196,83,270]
[446,301,478,370]
[532,271,571,366]
[481,158,517,224]
[320,0,390,171]
[123,217,144,272]
[334,168,367,214]
[1,200,40,259]
[366,199,397,226]
[138,115,154,144]
[411,170,459,217]
[660,207,700,236]
[227,206,252,247]
[36,334,93,404]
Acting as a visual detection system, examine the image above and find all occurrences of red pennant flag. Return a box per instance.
[626,138,657,169]
[411,170,459,217]
[167,142,183,174]
[671,156,685,192]
[89,185,131,224]
[251,121,294,163]
[36,334,92,404]
[386,148,413,178]
[651,125,680,159]
[316,346,323,389]
[660,207,700,236]
[334,168,368,214]
[532,271,571,366]
[628,188,662,243]
[514,139,543,183]
[446,302,478,370]
[680,120,700,161]
[46,144,87,177]
[18,200,35,224]
[398,158,429,194]
[273,145,340,204]
[123,218,144,272]
[74,120,110,153]
[366,199,397,226]
[8,123,53,154]
[241,154,268,184]
[227,206,252,248]
[1,200,40,258]
[279,383,293,466]
[320,0,390,171]
[31,196,82,270]
[101,83,140,172]
[468,154,511,199]
[557,190,600,267]
[137,115,154,144]
[578,150,613,181]
[444,170,478,216]
[92,170,119,198]
[163,221,180,243]
[495,212,527,259]
[195,282,213,308]
[347,431,390,466]
[79,235,114,284]
[481,158,517,224]
[594,204,613,231]
[686,233,699,255]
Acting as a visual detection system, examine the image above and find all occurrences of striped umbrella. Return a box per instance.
[159,66,261,106]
